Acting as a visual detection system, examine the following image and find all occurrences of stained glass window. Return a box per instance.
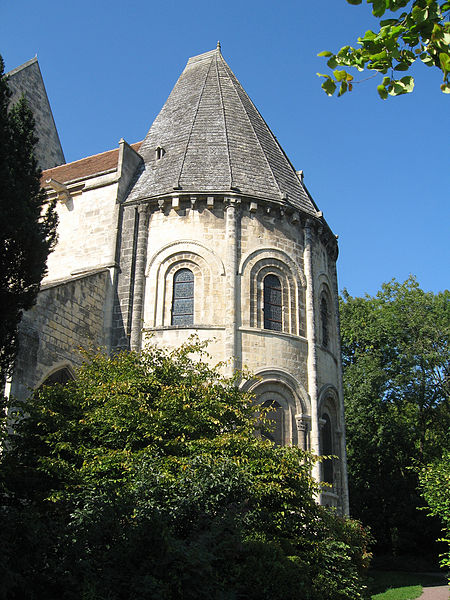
[171,268,194,326]
[264,274,282,331]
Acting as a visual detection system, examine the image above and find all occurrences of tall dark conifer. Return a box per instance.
[0,56,57,383]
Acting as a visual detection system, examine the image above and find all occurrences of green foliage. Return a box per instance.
[318,0,450,97]
[0,340,371,600]
[340,277,449,558]
[418,450,450,573]
[0,56,57,382]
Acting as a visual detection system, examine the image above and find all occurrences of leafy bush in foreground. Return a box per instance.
[1,340,370,599]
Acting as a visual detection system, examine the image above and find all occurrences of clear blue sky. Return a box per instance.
[2,0,448,297]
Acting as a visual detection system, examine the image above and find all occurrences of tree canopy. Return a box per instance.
[318,0,450,98]
[0,56,57,383]
[340,277,449,563]
[0,340,371,600]
[419,450,450,573]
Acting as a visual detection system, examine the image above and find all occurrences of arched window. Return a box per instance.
[320,296,329,348]
[264,274,282,331]
[39,367,74,388]
[322,413,334,484]
[261,400,284,445]
[171,268,194,326]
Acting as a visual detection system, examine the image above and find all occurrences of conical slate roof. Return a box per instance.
[128,46,318,215]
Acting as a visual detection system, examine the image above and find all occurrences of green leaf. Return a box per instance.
[333,69,348,82]
[346,0,362,4]
[317,51,333,57]
[322,78,337,96]
[412,5,428,23]
[420,52,435,66]
[372,0,387,17]
[338,81,348,96]
[389,79,406,95]
[382,76,391,86]
[440,82,450,93]
[400,75,414,92]
[327,56,338,69]
[377,84,389,99]
[394,62,410,71]
[362,29,377,41]
[439,52,450,74]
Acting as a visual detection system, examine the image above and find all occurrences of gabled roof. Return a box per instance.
[128,46,318,215]
[42,142,142,186]
[7,57,65,170]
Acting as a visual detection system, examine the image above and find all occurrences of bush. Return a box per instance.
[1,340,370,599]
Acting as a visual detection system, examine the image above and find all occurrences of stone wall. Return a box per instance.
[44,178,119,283]
[113,194,347,512]
[10,270,110,400]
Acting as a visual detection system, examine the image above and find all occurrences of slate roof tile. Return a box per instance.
[127,48,318,216]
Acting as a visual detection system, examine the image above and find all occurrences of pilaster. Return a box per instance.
[224,197,241,374]
[130,203,150,351]
[304,219,320,483]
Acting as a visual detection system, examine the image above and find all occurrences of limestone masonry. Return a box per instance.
[9,46,349,513]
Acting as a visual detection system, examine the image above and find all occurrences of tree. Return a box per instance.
[0,56,57,383]
[0,340,371,600]
[340,277,449,562]
[317,0,450,98]
[419,450,450,574]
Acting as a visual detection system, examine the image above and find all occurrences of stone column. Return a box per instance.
[295,415,310,451]
[224,197,240,375]
[130,203,149,352]
[331,262,350,515]
[303,219,321,483]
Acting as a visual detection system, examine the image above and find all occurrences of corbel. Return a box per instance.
[45,178,71,204]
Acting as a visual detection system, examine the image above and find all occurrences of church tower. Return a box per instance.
[10,46,349,513]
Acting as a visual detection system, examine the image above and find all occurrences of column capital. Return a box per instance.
[295,414,311,432]
[224,196,241,210]
[137,202,149,215]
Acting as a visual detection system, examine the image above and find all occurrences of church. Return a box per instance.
[8,45,349,514]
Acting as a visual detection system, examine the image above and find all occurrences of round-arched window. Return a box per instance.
[261,399,284,445]
[320,296,329,348]
[171,268,194,326]
[264,274,282,331]
[322,413,334,484]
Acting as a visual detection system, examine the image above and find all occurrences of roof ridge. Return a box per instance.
[221,58,317,214]
[215,53,233,189]
[175,55,215,189]
[219,56,282,199]
[6,56,38,77]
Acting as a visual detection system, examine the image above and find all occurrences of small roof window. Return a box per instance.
[155,146,165,160]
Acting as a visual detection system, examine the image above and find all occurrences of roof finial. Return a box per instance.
[217,41,221,51]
